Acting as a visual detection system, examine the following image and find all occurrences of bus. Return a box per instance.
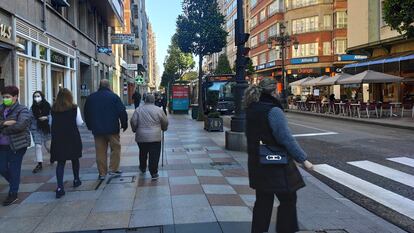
[203,74,236,115]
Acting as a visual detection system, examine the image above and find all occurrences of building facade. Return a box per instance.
[147,23,158,91]
[344,0,414,102]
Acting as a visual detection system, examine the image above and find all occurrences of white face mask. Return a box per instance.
[34,96,42,103]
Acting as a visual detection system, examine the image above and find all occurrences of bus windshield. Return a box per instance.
[207,81,235,101]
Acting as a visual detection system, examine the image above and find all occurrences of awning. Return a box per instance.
[344,53,414,69]
[301,75,330,87]
[316,73,352,86]
[338,70,404,84]
[289,77,313,87]
[137,64,146,73]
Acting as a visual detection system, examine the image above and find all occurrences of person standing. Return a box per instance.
[130,94,168,180]
[30,91,51,173]
[132,89,141,109]
[244,78,313,233]
[0,86,31,206]
[84,79,128,180]
[50,88,83,198]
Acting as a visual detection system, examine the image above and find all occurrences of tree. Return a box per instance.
[232,58,254,76]
[383,0,414,38]
[164,34,195,81]
[176,0,227,120]
[214,54,233,75]
[182,71,198,81]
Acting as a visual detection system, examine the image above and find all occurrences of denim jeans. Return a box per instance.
[0,146,27,194]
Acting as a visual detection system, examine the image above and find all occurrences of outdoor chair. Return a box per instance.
[401,102,414,118]
[359,103,378,118]
[380,102,391,118]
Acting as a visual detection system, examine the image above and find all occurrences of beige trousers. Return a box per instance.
[94,134,121,176]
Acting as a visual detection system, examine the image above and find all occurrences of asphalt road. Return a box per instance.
[285,113,414,233]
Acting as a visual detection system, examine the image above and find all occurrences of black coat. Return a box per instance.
[245,94,305,193]
[50,108,82,162]
[84,87,128,135]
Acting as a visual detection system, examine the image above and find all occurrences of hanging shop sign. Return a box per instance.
[111,33,135,45]
[97,46,112,55]
[126,64,137,70]
[338,55,368,61]
[290,57,319,65]
[0,12,13,44]
[51,51,67,66]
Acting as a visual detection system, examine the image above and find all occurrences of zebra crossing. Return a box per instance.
[314,156,414,220]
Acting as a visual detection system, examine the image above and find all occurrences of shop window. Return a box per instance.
[16,37,28,55]
[32,43,37,58]
[40,46,47,60]
[18,58,27,106]
[50,51,67,66]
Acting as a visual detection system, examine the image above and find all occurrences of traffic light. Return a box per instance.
[240,47,251,68]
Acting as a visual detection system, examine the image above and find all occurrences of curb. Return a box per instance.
[286,110,414,131]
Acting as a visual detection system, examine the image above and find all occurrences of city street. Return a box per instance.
[0,109,410,233]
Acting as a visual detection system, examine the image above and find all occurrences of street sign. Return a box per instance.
[135,75,144,85]
[111,34,135,45]
[97,46,112,55]
[127,64,137,70]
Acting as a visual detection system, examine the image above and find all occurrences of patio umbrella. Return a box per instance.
[338,70,404,84]
[301,75,330,87]
[289,77,313,87]
[316,73,352,86]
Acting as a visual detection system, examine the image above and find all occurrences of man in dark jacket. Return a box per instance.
[132,89,141,109]
[84,79,128,180]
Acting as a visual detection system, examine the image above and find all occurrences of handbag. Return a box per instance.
[259,143,289,165]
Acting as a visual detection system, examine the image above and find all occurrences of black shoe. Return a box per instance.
[98,175,106,181]
[139,168,146,174]
[55,188,65,199]
[32,163,43,174]
[73,179,82,188]
[3,193,18,206]
[109,170,123,176]
[151,173,159,180]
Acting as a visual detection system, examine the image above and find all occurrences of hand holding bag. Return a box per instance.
[259,144,289,165]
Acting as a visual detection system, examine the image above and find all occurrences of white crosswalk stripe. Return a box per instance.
[348,160,414,188]
[314,164,414,220]
[387,157,414,168]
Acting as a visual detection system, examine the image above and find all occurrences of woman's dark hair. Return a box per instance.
[32,91,45,100]
[52,88,76,112]
[2,86,19,96]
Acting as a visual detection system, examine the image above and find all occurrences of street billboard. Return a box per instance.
[172,85,190,111]
[111,33,135,44]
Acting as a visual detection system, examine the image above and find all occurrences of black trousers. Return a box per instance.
[56,159,80,189]
[251,190,299,233]
[137,142,161,175]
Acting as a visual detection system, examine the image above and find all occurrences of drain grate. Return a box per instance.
[210,162,241,170]
[185,147,205,152]
[107,176,136,184]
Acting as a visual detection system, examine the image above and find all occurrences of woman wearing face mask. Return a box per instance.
[0,86,31,206]
[30,91,51,173]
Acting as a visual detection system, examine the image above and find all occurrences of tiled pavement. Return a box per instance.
[0,109,406,233]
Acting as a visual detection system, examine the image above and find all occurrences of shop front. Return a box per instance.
[15,19,77,106]
[0,10,15,89]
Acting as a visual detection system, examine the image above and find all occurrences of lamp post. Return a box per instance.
[267,22,299,108]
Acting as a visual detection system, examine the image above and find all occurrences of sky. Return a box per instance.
[146,0,183,76]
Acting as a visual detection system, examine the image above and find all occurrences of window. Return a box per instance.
[250,16,258,28]
[323,42,331,55]
[323,15,332,30]
[269,47,281,61]
[16,37,28,55]
[336,11,347,28]
[259,10,266,23]
[259,31,266,44]
[259,53,267,64]
[18,58,27,106]
[335,39,347,54]
[268,24,278,37]
[250,0,258,9]
[252,56,258,66]
[40,63,47,95]
[292,16,319,34]
[268,0,281,16]
[380,1,386,27]
[31,42,37,58]
[250,36,258,47]
[291,0,318,9]
[40,46,47,60]
[292,42,319,58]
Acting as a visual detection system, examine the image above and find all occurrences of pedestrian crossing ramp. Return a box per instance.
[314,157,414,221]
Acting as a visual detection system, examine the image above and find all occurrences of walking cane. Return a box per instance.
[161,131,165,167]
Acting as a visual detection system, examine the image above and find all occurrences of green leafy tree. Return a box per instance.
[383,0,414,38]
[182,71,198,81]
[214,54,233,75]
[232,58,254,76]
[176,0,227,120]
[164,34,195,82]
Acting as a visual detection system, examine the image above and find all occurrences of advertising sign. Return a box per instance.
[338,55,368,61]
[290,57,319,64]
[172,85,190,111]
[127,64,137,70]
[111,33,135,45]
[97,46,112,55]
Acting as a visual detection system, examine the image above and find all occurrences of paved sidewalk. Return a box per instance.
[0,110,407,233]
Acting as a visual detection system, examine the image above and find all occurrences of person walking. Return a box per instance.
[130,94,168,180]
[30,91,51,173]
[132,88,141,109]
[50,88,83,198]
[0,86,31,206]
[84,79,128,180]
[244,78,314,233]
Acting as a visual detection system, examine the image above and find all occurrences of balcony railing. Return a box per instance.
[288,0,333,10]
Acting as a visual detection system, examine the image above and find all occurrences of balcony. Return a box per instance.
[288,0,333,10]
[89,0,124,27]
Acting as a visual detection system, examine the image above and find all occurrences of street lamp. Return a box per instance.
[267,22,299,108]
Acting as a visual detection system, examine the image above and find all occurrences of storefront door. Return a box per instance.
[52,67,64,101]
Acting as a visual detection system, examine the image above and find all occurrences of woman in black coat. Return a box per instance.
[244,78,314,233]
[51,88,83,198]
